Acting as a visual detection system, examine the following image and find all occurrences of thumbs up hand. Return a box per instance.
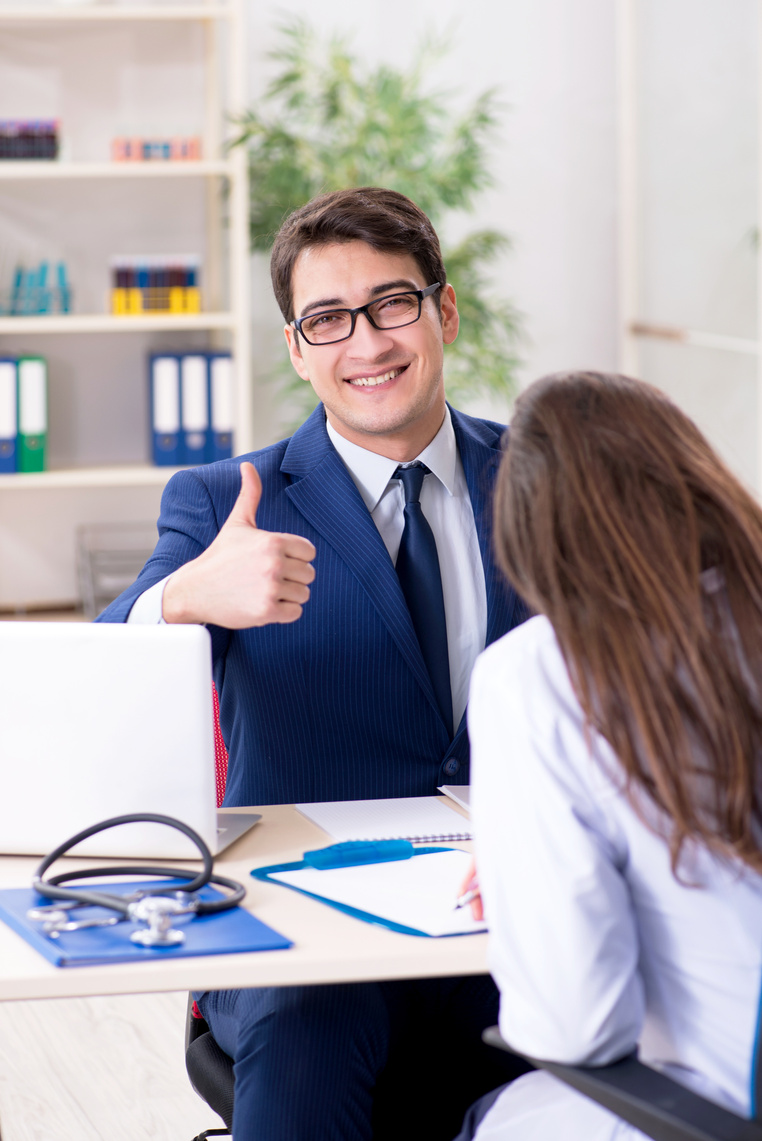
[162,462,317,629]
[227,458,263,529]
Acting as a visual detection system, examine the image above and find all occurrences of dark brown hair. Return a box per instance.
[269,187,446,322]
[495,370,762,872]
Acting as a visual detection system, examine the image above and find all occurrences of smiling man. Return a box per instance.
[99,187,529,1141]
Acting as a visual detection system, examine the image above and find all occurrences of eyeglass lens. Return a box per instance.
[300,292,422,344]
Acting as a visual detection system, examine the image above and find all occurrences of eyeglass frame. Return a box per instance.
[291,282,442,346]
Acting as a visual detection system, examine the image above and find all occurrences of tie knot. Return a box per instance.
[394,462,430,505]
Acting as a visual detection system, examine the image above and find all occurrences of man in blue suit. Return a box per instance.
[99,187,529,1139]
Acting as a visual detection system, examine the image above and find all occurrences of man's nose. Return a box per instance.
[347,311,395,354]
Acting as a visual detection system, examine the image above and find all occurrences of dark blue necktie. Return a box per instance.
[394,462,453,734]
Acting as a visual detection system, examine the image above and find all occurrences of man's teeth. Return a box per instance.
[348,368,402,387]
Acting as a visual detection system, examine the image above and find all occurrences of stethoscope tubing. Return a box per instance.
[32,813,246,915]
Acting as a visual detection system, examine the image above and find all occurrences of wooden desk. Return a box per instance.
[0,803,486,1002]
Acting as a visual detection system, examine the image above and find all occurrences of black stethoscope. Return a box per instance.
[28,813,246,947]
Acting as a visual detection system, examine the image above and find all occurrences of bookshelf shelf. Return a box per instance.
[0,160,234,181]
[0,5,234,23]
[0,464,183,491]
[0,312,236,334]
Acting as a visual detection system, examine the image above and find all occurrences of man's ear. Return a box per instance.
[284,324,311,382]
[441,284,459,346]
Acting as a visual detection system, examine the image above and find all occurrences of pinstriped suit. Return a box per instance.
[98,402,528,806]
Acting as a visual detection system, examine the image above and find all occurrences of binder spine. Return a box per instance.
[180,354,211,466]
[17,355,47,472]
[149,354,181,466]
[208,352,234,462]
[0,358,17,473]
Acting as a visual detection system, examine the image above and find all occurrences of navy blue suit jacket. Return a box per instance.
[98,404,528,806]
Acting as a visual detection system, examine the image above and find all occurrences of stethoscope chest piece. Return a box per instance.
[128,896,193,947]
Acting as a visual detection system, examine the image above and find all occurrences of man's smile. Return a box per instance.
[346,366,408,388]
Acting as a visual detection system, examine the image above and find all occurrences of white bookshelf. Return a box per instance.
[0,0,252,607]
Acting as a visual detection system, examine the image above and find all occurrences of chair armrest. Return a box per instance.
[482,1026,762,1141]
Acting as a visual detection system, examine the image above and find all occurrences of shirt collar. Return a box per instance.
[326,408,458,513]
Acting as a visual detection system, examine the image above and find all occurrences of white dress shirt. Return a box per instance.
[326,408,487,729]
[468,614,762,1139]
[129,408,487,729]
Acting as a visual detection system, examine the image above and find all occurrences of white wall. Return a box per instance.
[635,0,758,491]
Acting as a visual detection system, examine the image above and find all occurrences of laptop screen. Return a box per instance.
[0,622,219,858]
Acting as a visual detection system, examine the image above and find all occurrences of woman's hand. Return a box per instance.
[457,856,483,921]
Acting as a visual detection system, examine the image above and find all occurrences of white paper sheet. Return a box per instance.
[294,796,472,843]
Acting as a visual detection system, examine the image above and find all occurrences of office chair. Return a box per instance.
[186,684,235,1140]
[186,996,234,1140]
[483,1025,762,1141]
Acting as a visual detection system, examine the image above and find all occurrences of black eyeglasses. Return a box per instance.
[292,283,441,346]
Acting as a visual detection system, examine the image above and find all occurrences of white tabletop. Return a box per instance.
[0,802,486,1002]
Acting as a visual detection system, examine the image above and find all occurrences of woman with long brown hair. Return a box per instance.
[460,370,762,1140]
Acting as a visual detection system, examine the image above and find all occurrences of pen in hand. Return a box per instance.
[455,855,484,919]
[454,887,480,911]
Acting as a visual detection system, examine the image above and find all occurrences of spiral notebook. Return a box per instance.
[294,796,472,844]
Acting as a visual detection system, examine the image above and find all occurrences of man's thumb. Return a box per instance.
[230,462,262,528]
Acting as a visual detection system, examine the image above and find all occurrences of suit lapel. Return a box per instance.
[451,407,512,651]
[282,408,441,715]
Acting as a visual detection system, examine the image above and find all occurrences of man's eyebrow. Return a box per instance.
[299,280,421,318]
[368,278,420,298]
[299,296,343,317]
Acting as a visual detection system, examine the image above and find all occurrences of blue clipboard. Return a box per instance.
[251,840,477,939]
[0,880,292,968]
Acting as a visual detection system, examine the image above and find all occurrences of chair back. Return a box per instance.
[752,989,762,1123]
[483,1027,762,1141]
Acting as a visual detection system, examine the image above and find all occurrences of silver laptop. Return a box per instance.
[0,622,260,859]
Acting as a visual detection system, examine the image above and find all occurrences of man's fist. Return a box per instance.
[162,462,317,629]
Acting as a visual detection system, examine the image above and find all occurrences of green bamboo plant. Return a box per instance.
[232,20,522,419]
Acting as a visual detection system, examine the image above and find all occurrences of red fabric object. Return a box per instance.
[212,683,229,807]
[191,1000,204,1020]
